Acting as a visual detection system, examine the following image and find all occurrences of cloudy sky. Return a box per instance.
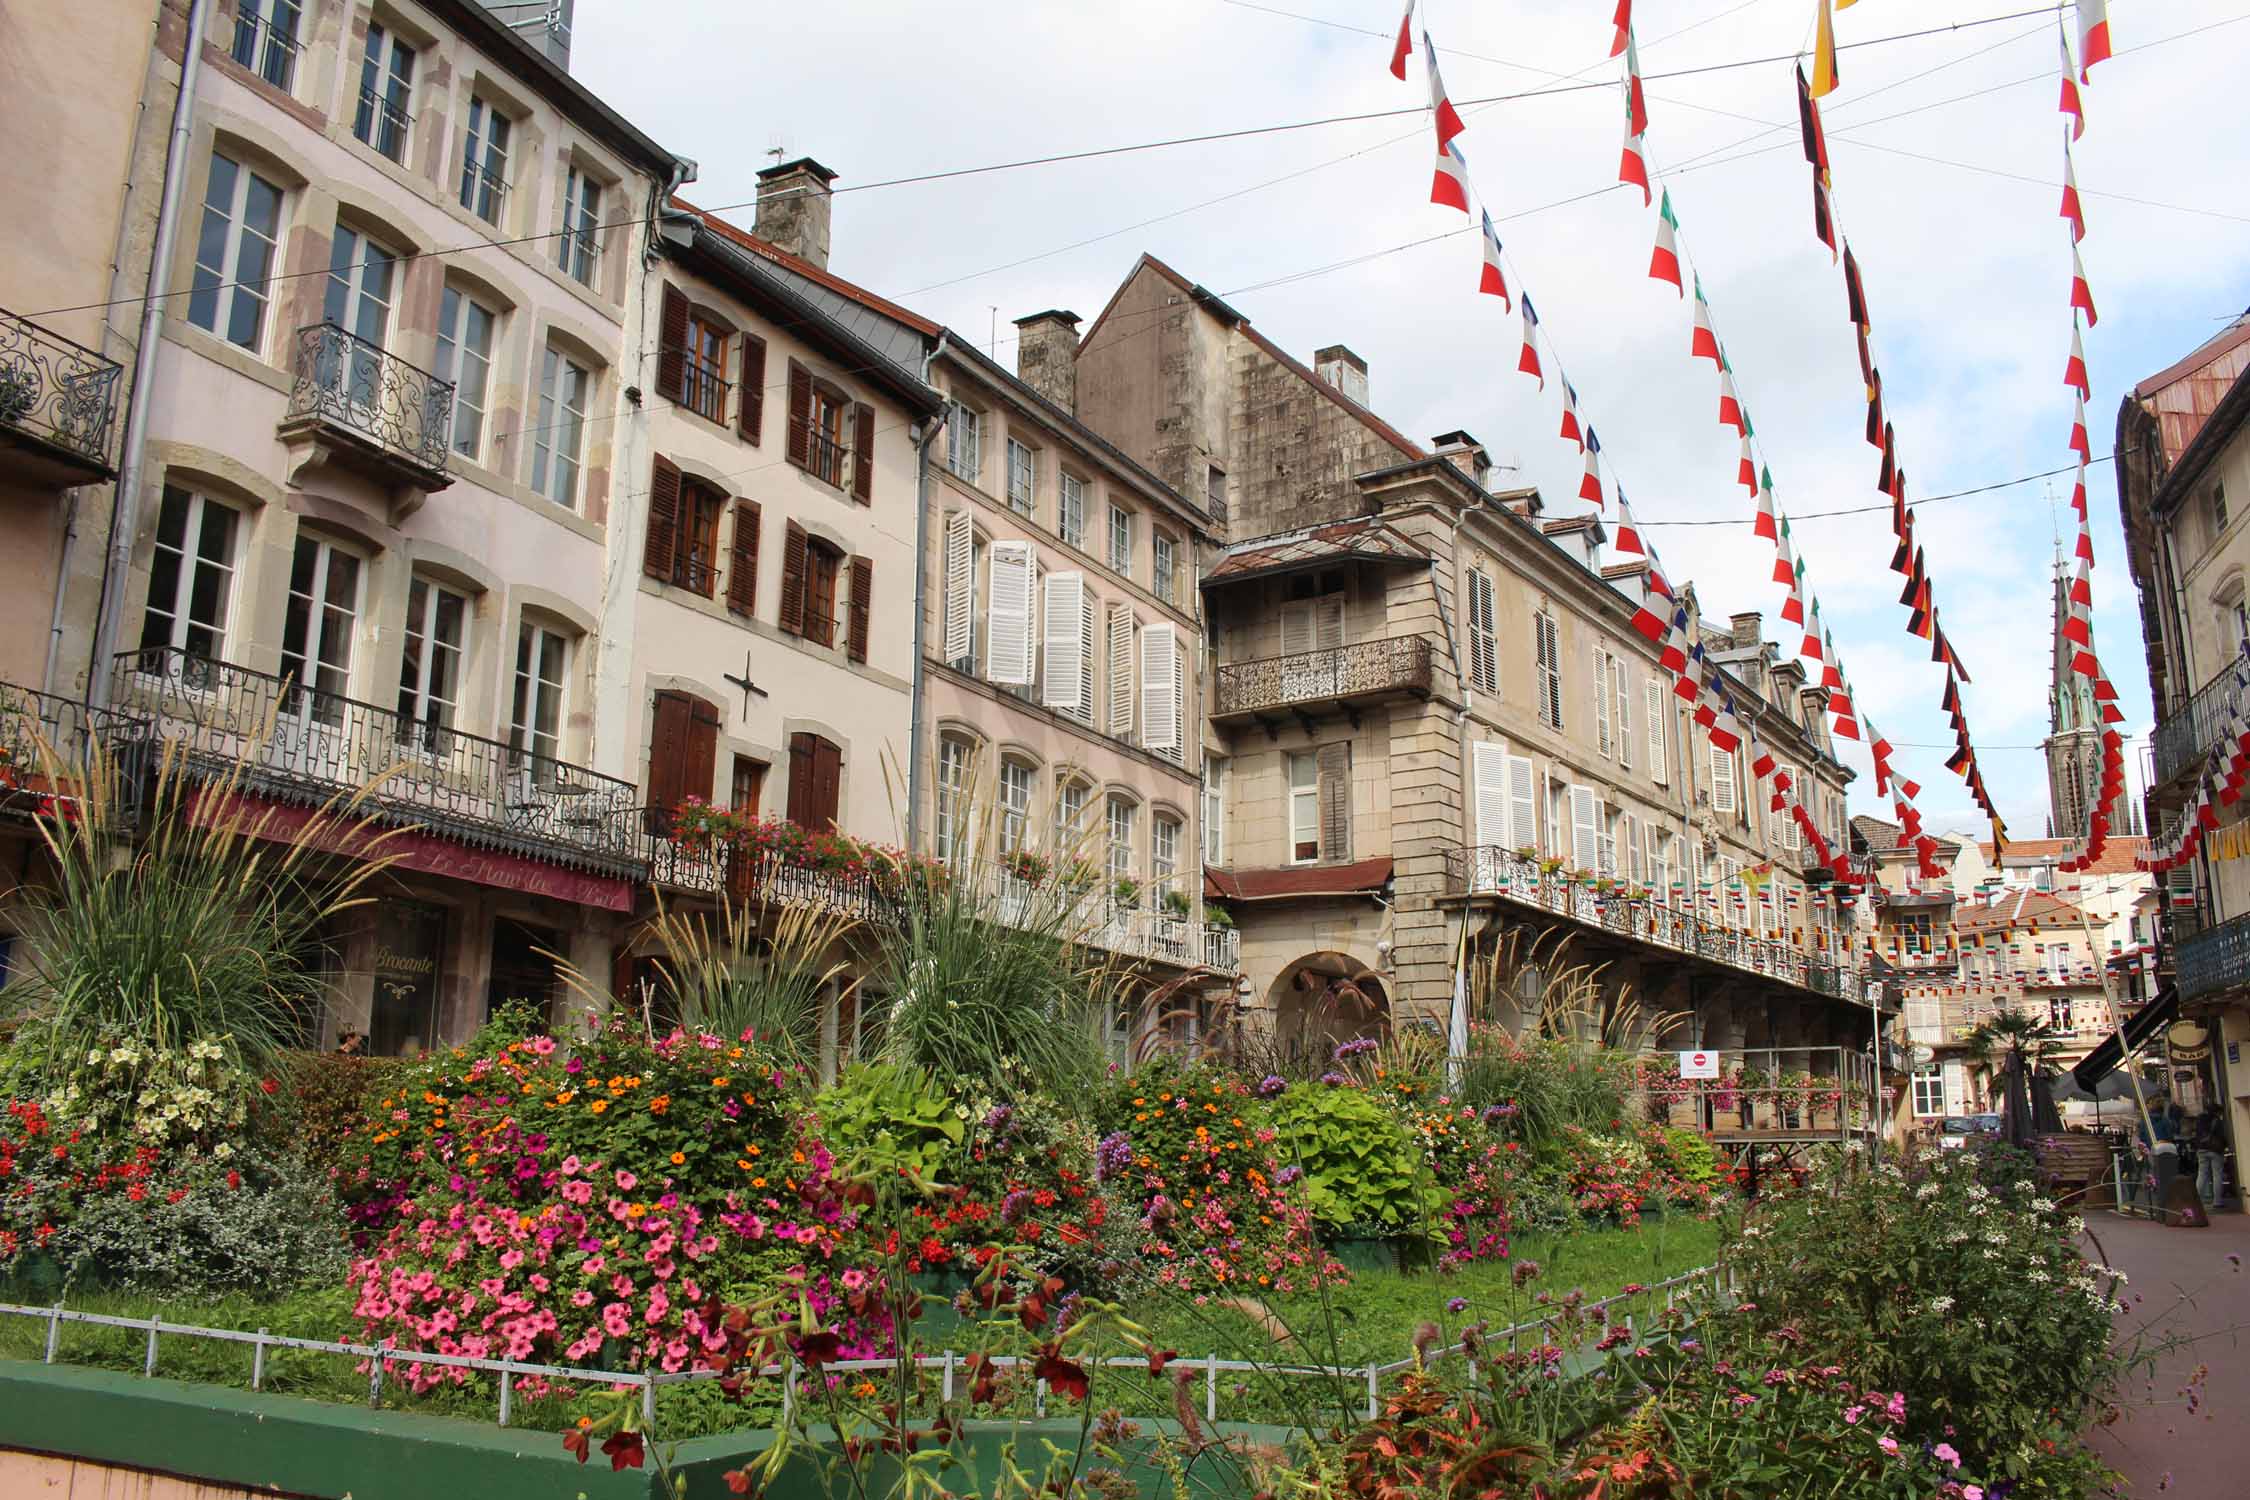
[579,0,2250,837]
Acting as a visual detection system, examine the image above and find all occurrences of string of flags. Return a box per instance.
[1793,7,2010,851]
[2137,648,2250,874]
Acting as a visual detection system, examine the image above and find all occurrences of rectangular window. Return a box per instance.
[1153,815,1180,901]
[808,386,848,488]
[458,95,511,223]
[1206,463,1227,521]
[1466,569,1498,692]
[280,534,361,725]
[664,478,725,597]
[1203,756,1226,867]
[935,738,972,857]
[1911,1068,1946,1117]
[510,623,569,767]
[731,755,767,815]
[1614,663,1632,770]
[138,486,237,663]
[1108,505,1133,577]
[1060,473,1086,547]
[1153,532,1177,604]
[531,347,590,509]
[1534,612,1563,730]
[1710,743,1738,814]
[1289,752,1320,862]
[1645,679,1668,783]
[999,759,1034,854]
[1006,437,1037,516]
[1056,778,1088,850]
[320,227,397,419]
[229,0,301,92]
[188,151,283,352]
[683,312,729,425]
[1106,796,1138,886]
[557,167,601,284]
[433,285,495,460]
[945,398,981,482]
[352,23,415,163]
[1594,649,1613,756]
[396,575,468,753]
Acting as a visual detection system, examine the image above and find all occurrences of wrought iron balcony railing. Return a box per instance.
[1213,636,1434,719]
[111,648,642,877]
[284,322,453,476]
[2152,659,2242,789]
[1445,843,1879,1007]
[0,309,123,475]
[2175,907,2250,1003]
[0,679,150,822]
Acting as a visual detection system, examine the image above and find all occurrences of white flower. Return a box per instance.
[2032,1197,2056,1213]
[213,1142,233,1160]
[1929,1295,1955,1313]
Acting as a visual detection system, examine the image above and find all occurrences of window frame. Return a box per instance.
[1105,794,1139,886]
[530,345,592,510]
[1533,611,1563,730]
[808,384,849,488]
[229,0,302,93]
[138,485,240,664]
[352,21,417,164]
[801,536,844,649]
[935,735,975,857]
[188,150,284,354]
[396,573,469,754]
[665,475,727,598]
[1059,472,1087,548]
[1152,812,1182,901]
[509,621,571,769]
[682,310,730,425]
[1005,436,1038,517]
[557,164,602,284]
[1107,505,1134,577]
[1202,756,1226,867]
[458,93,512,224]
[433,283,496,460]
[1152,531,1177,604]
[945,398,982,483]
[998,757,1036,855]
[1288,751,1321,864]
[279,532,364,725]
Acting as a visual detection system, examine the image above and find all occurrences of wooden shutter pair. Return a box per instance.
[726,502,760,615]
[644,455,682,582]
[1316,742,1351,863]
[645,690,720,833]
[738,334,766,443]
[655,284,688,405]
[783,362,875,500]
[786,732,842,830]
[852,403,875,502]
[776,520,870,658]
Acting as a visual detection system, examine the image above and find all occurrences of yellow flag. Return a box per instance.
[1837,0,1857,9]
[1812,0,1841,96]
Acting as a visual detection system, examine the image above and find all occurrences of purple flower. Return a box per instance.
[1256,1074,1286,1097]
[1318,1071,1349,1086]
[1332,1037,1380,1060]
[1276,1165,1303,1186]
[1095,1131,1133,1183]
[1446,1297,1469,1314]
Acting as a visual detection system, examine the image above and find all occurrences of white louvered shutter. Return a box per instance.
[1570,786,1600,873]
[1594,650,1612,756]
[1076,587,1097,723]
[1645,679,1667,783]
[1042,572,1085,710]
[1597,803,1616,878]
[1316,595,1344,650]
[1141,623,1181,752]
[1778,767,1798,850]
[1622,813,1639,880]
[1710,743,1737,813]
[1279,604,1309,657]
[1468,570,1498,692]
[942,511,973,664]
[1473,741,1508,847]
[987,540,1036,686]
[1106,602,1135,736]
[1616,668,1632,770]
[1507,755,1537,850]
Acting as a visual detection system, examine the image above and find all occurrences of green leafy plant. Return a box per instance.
[1272,1082,1449,1238]
[623,894,855,1071]
[813,1062,965,1180]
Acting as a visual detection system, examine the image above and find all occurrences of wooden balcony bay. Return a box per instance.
[1212,635,1432,726]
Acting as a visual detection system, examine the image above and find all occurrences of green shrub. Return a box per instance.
[1272,1083,1449,1238]
[813,1062,964,1181]
[1653,1125,1722,1191]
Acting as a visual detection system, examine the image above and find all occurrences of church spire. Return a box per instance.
[2044,555,2105,838]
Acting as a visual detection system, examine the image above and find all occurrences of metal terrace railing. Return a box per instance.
[1213,636,1434,719]
[284,322,454,476]
[0,308,124,473]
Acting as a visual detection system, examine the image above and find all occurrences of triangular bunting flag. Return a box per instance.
[1690,276,1721,362]
[1518,297,1543,388]
[2058,30,2085,139]
[1812,0,1840,98]
[1478,210,1512,307]
[2060,143,2086,243]
[1754,468,1779,540]
[1579,427,1606,508]
[1389,0,1414,80]
[2079,0,2112,80]
[1431,138,1471,212]
[2070,244,2099,327]
[1649,190,1683,293]
[1425,31,1466,149]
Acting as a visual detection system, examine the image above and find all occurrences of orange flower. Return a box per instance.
[590,1100,609,1114]
[670,1151,686,1165]
[649,1096,671,1115]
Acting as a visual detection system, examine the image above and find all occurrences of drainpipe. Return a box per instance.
[904,333,950,854]
[39,495,80,696]
[87,0,213,713]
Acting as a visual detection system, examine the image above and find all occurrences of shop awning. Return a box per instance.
[2070,985,2180,1090]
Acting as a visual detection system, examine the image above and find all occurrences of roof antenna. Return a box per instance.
[990,306,999,358]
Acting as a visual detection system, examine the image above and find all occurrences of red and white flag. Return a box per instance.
[1389,1,1414,79]
[2070,244,2098,327]
[1579,427,1606,508]
[1618,103,1650,207]
[1614,490,1645,555]
[1736,434,1756,495]
[1431,138,1471,212]
[1425,31,1466,149]
[1690,276,1721,363]
[2079,0,2112,80]
[2058,31,2085,139]
[1649,190,1683,293]
[2060,142,2086,243]
[1717,364,1745,434]
[1754,469,1779,540]
[1559,379,1584,450]
[1478,210,1511,307]
[1517,296,1543,388]
[1623,32,1648,138]
[2064,321,2090,398]
[1611,0,1632,58]
[2068,393,2091,461]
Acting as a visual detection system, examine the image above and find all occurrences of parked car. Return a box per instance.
[1937,1114,2002,1149]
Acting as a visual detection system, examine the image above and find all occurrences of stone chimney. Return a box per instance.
[753,157,837,269]
[1729,612,1762,649]
[499,0,576,70]
[1313,344,1369,407]
[1431,429,1490,490]
[1012,310,1081,413]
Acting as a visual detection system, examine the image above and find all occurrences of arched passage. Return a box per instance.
[1267,951,1389,1064]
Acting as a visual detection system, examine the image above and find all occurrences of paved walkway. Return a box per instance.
[2083,1209,2250,1496]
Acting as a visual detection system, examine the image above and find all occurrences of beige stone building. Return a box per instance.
[1065,254,1877,1062]
[2119,309,2250,1199]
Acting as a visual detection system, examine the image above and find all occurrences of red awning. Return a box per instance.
[190,789,636,912]
[1205,857,1393,902]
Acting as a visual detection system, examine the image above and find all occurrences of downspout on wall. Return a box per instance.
[904,333,951,854]
[86,0,213,711]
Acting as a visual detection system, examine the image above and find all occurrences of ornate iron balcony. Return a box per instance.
[0,309,123,480]
[0,678,150,823]
[111,648,641,877]
[1444,842,1878,1007]
[284,322,453,478]
[2175,907,2250,1002]
[2152,659,2240,789]
[1213,635,1433,720]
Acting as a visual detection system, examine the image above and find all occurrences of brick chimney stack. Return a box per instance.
[753,157,837,269]
[1013,310,1081,413]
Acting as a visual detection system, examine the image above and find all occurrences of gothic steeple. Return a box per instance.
[2045,559,2106,838]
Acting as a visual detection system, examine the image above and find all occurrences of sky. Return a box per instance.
[577,0,2250,839]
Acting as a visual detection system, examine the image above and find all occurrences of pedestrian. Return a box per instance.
[2194,1107,2228,1207]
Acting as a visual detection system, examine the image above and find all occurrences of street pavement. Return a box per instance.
[2083,1209,2250,1496]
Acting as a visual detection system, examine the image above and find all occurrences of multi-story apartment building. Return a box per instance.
[2120,309,2250,1185]
[1068,253,1874,1060]
[3,0,688,1052]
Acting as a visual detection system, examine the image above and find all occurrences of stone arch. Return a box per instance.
[1266,950,1389,1064]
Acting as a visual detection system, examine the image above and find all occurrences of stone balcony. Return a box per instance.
[1211,636,1433,729]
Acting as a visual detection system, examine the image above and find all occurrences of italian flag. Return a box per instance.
[1690,276,1720,363]
[1648,190,1683,294]
[2079,0,2112,80]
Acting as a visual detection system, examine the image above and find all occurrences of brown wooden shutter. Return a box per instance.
[777,521,809,637]
[737,332,767,444]
[851,402,876,502]
[786,732,816,828]
[684,696,721,809]
[846,555,872,664]
[1317,740,1352,863]
[726,501,761,616]
[785,363,813,471]
[643,455,682,581]
[655,284,688,405]
[644,690,692,832]
[812,736,843,830]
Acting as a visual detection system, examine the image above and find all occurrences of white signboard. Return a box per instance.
[1679,1049,1720,1080]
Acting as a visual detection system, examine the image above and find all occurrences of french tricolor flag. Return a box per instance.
[1579,427,1605,508]
[1478,211,1510,307]
[1518,296,1543,388]
[1431,138,1471,213]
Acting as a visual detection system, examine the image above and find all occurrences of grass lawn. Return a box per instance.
[0,1214,1721,1440]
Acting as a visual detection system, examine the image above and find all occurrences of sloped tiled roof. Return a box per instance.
[1954,888,2092,933]
[1976,836,2148,876]
[1204,517,1432,583]
[1206,857,1394,902]
[677,197,943,337]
